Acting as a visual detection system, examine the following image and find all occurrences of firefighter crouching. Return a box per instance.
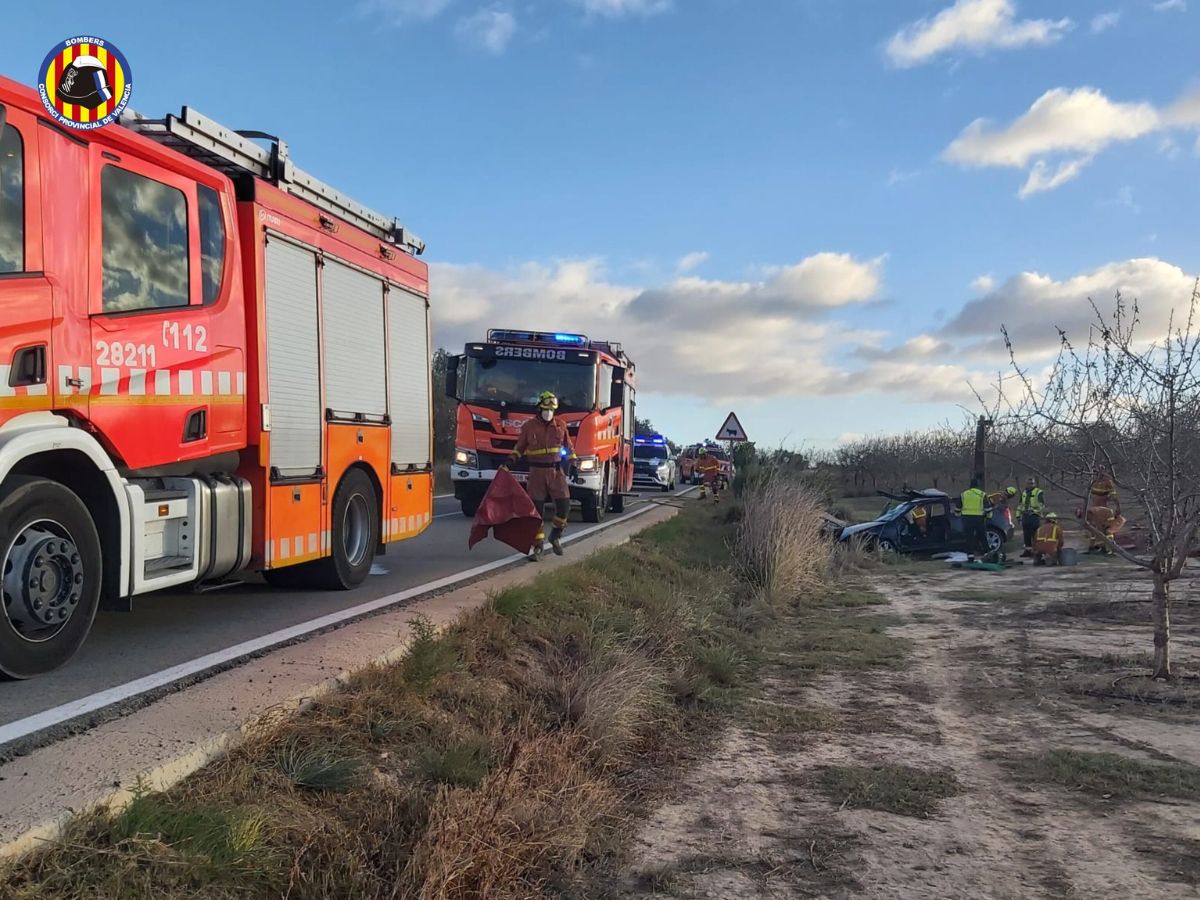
[695,448,722,503]
[504,391,577,561]
[1033,512,1064,566]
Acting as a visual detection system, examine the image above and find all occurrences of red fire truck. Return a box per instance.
[0,76,433,678]
[445,330,635,521]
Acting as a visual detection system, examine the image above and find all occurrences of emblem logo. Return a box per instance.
[38,36,133,131]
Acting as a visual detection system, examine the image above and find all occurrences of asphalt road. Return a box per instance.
[0,486,691,734]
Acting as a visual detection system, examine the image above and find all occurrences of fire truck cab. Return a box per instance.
[445,330,635,521]
[0,75,433,678]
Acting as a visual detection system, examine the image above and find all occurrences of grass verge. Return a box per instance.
[815,764,960,818]
[1006,749,1200,802]
[1,506,761,900]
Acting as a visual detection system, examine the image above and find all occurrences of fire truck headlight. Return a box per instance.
[454,449,478,468]
[577,457,598,473]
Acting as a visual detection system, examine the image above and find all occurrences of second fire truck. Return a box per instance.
[445,330,636,521]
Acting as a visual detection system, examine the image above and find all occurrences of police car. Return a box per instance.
[633,435,677,492]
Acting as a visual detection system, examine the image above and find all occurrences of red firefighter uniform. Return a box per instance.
[509,391,577,559]
[695,451,722,501]
[1033,515,1064,565]
[1089,473,1117,509]
[512,416,575,502]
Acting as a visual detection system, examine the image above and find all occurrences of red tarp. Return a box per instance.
[468,469,543,554]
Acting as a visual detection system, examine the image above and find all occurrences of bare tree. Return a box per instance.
[997,287,1200,679]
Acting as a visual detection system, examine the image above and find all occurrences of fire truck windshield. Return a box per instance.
[462,356,596,411]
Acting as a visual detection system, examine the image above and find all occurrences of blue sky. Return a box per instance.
[5,0,1199,448]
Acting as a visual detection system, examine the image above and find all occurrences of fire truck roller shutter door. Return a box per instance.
[322,259,387,420]
[264,238,322,477]
[388,284,432,468]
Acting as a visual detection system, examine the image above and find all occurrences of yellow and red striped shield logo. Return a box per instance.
[38,36,133,131]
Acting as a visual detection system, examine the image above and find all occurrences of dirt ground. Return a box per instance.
[605,548,1200,899]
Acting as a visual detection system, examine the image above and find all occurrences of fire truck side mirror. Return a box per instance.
[444,355,461,400]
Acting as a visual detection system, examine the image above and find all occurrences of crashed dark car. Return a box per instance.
[837,489,1013,556]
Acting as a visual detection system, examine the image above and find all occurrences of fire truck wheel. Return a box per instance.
[581,468,609,523]
[609,471,626,514]
[0,476,102,679]
[315,468,379,590]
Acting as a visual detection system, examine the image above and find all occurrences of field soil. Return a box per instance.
[606,553,1200,899]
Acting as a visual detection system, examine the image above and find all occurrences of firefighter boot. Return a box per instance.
[549,513,568,556]
[699,485,708,500]
[528,531,545,562]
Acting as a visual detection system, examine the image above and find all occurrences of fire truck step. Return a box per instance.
[144,555,192,574]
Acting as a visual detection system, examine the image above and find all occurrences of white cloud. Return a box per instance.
[577,0,671,17]
[971,274,995,292]
[939,85,1200,195]
[1090,11,1121,32]
[942,257,1197,356]
[676,251,709,274]
[432,252,885,402]
[359,0,451,24]
[885,0,1073,68]
[945,88,1158,168]
[455,8,516,53]
[1154,0,1186,12]
[1018,155,1092,197]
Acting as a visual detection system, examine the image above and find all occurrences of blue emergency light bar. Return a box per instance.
[635,434,667,446]
[487,329,590,347]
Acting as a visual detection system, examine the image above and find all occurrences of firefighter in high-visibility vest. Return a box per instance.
[506,390,577,560]
[695,448,722,502]
[1033,511,1064,566]
[960,479,988,556]
[1018,477,1046,558]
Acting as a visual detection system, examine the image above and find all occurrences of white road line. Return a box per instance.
[0,490,695,749]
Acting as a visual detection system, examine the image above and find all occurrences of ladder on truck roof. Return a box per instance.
[121,106,425,256]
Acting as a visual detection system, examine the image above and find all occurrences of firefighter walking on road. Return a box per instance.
[960,479,989,557]
[695,448,722,503]
[506,391,577,561]
[1018,477,1046,558]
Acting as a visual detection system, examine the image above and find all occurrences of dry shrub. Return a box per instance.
[407,731,618,899]
[735,467,830,603]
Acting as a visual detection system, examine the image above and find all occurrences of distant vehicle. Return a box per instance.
[632,435,676,492]
[679,443,733,486]
[838,489,1012,556]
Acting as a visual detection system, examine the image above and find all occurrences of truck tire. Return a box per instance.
[581,468,609,523]
[0,476,102,679]
[265,469,378,591]
[314,468,379,590]
[608,467,625,514]
[461,499,479,518]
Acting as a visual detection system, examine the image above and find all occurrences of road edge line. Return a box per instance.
[0,490,695,750]
[0,493,691,861]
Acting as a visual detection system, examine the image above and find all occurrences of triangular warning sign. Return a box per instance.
[716,412,749,442]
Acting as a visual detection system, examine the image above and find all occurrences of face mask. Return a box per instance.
[540,409,553,422]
